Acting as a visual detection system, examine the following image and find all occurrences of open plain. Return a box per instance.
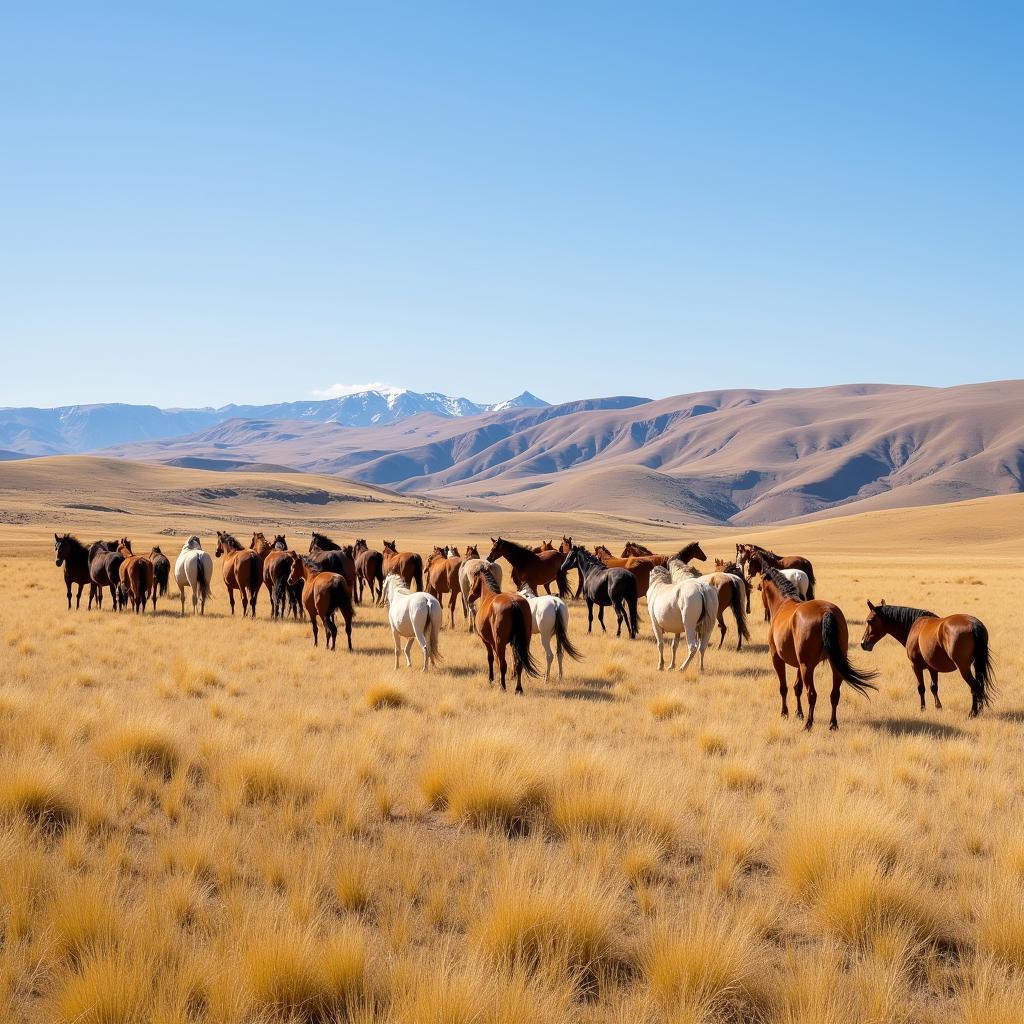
[1,457,1023,1023]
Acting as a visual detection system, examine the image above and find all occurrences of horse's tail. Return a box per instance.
[553,605,583,661]
[822,611,877,697]
[195,556,211,604]
[730,578,750,642]
[696,584,716,645]
[626,581,639,639]
[330,576,356,648]
[273,569,287,618]
[556,570,568,600]
[155,561,169,596]
[510,603,540,679]
[412,557,424,594]
[971,619,996,710]
[427,603,444,665]
[805,563,816,600]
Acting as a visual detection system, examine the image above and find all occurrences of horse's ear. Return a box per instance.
[867,600,875,611]
[54,533,59,541]
[879,598,886,605]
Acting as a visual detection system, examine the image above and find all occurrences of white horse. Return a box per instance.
[458,558,503,632]
[382,573,443,672]
[174,535,212,615]
[518,584,583,682]
[646,561,718,673]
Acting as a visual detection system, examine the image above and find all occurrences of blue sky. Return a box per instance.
[2,3,1021,409]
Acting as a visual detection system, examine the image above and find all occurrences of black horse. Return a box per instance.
[560,546,639,639]
[88,540,126,610]
[55,533,99,610]
[308,532,359,603]
[149,546,171,597]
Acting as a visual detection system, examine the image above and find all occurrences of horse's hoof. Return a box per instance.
[796,711,804,721]
[781,711,788,718]
[804,721,814,731]
[829,722,838,731]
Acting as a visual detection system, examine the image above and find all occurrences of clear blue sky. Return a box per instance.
[2,3,1021,409]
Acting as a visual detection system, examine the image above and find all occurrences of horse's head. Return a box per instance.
[117,538,133,557]
[184,535,202,551]
[465,544,480,559]
[286,552,304,586]
[538,539,554,551]
[431,545,447,560]
[447,546,460,557]
[341,544,354,559]
[746,552,763,574]
[559,536,572,554]
[383,540,398,554]
[149,546,162,557]
[560,545,583,574]
[686,541,708,563]
[272,535,287,550]
[594,544,613,562]
[485,537,503,562]
[309,532,325,553]
[214,532,227,558]
[54,533,70,566]
[353,539,368,554]
[860,600,889,651]
[381,572,404,605]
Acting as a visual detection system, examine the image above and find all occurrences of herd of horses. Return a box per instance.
[54,531,996,730]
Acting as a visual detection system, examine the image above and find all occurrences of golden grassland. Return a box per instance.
[1,469,1024,1023]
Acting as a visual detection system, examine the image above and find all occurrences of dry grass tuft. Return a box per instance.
[96,722,183,778]
[365,682,409,710]
[0,756,80,832]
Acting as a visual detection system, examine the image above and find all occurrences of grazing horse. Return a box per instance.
[756,568,810,621]
[381,573,443,671]
[287,553,354,650]
[174,536,212,615]
[860,601,995,717]
[761,566,875,731]
[118,541,155,613]
[381,541,424,593]
[214,532,262,616]
[518,584,583,682]
[54,533,95,610]
[261,535,295,619]
[426,547,465,628]
[459,554,503,630]
[645,562,718,672]
[469,567,540,694]
[560,546,638,639]
[309,533,359,602]
[149,547,171,597]
[738,545,816,599]
[486,537,567,598]
[353,539,385,605]
[88,540,125,611]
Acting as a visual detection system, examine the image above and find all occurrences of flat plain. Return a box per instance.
[1,458,1023,1023]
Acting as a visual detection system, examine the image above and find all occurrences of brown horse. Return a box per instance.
[716,558,753,614]
[261,535,295,619]
[215,531,263,616]
[761,566,876,730]
[469,567,540,694]
[426,547,465,627]
[486,537,567,598]
[699,568,750,651]
[149,547,170,597]
[54,533,97,610]
[88,540,125,611]
[621,540,708,566]
[593,543,704,599]
[118,540,155,613]
[738,544,816,599]
[287,553,355,650]
[308,533,359,602]
[860,601,995,716]
[353,539,385,605]
[532,540,555,552]
[382,540,424,592]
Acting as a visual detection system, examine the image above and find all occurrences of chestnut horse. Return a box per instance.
[54,533,96,610]
[738,545,816,599]
[381,540,424,593]
[469,567,540,694]
[215,531,262,616]
[426,546,465,628]
[860,601,995,716]
[594,543,705,599]
[486,537,567,598]
[261,534,294,619]
[761,566,876,730]
[308,533,359,602]
[620,540,708,567]
[118,540,155,613]
[716,558,753,613]
[287,553,355,650]
[353,539,385,605]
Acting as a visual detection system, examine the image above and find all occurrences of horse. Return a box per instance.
[309,533,360,602]
[381,573,443,671]
[716,559,753,613]
[756,568,810,621]
[458,553,503,631]
[738,545,816,599]
[518,584,583,682]
[54,533,96,610]
[214,531,262,616]
[622,540,709,566]
[486,537,567,598]
[381,541,424,593]
[352,540,385,605]
[88,540,125,611]
[532,540,555,552]
[287,553,354,650]
[645,561,718,672]
[468,567,539,694]
[699,568,750,651]
[560,546,638,639]
[149,547,171,597]
[261,535,294,619]
[426,547,465,628]
[559,536,584,599]
[860,600,995,717]
[174,536,212,615]
[760,566,875,731]
[593,543,704,599]
[118,541,155,613]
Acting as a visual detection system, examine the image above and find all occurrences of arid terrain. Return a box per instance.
[1,457,1023,1023]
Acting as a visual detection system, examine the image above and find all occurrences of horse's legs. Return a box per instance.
[404,637,415,669]
[391,626,401,669]
[327,614,338,651]
[613,600,623,637]
[717,614,727,649]
[497,642,509,692]
[913,664,927,711]
[310,615,319,647]
[448,590,458,630]
[66,580,72,610]
[227,585,236,615]
[249,586,258,618]
[75,583,84,609]
[801,662,818,730]
[651,619,665,670]
[929,668,942,710]
[486,644,495,684]
[597,604,607,633]
[772,652,789,718]
[793,669,804,721]
[828,668,843,730]
[586,600,594,633]
[540,626,553,683]
[410,615,429,672]
[241,591,249,616]
[959,664,982,717]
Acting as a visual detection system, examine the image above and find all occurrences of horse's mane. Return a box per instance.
[383,570,408,592]
[762,565,800,600]
[218,533,243,551]
[649,564,672,587]
[478,566,502,593]
[57,533,88,553]
[299,554,323,571]
[311,532,341,550]
[752,545,781,561]
[571,546,602,570]
[674,542,703,562]
[875,603,937,628]
[518,583,537,598]
[494,537,536,558]
[668,558,699,582]
[627,541,654,555]
[150,546,163,555]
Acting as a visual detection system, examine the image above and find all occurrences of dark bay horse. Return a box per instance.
[468,567,539,694]
[739,545,816,599]
[215,531,262,616]
[559,536,584,599]
[261,535,295,619]
[309,533,359,602]
[88,540,125,611]
[54,534,96,610]
[287,553,355,651]
[353,539,385,605]
[118,540,155,613]
[486,537,567,598]
[149,547,170,597]
[381,540,424,593]
[860,601,995,717]
[561,546,638,639]
[761,566,876,730]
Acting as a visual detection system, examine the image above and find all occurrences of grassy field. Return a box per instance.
[1,463,1023,1023]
